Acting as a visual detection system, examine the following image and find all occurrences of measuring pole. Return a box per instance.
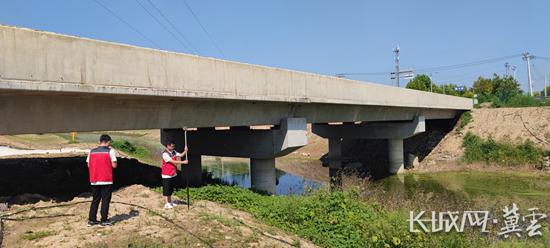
[183,127,190,210]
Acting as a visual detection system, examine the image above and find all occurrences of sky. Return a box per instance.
[0,0,549,92]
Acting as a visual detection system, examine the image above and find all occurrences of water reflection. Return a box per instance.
[374,171,550,208]
[202,158,323,195]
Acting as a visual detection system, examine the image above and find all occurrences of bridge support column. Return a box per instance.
[250,158,276,194]
[183,155,202,187]
[388,139,404,174]
[328,138,343,187]
[161,118,307,194]
[313,116,425,175]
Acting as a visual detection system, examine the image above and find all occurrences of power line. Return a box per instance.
[414,54,523,73]
[92,0,160,47]
[182,0,227,59]
[145,0,199,54]
[134,0,196,53]
[336,54,523,77]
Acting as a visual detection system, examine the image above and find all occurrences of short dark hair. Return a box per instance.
[99,134,112,143]
[166,140,175,146]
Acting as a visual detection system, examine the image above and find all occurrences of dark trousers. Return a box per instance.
[162,177,175,196]
[88,184,113,222]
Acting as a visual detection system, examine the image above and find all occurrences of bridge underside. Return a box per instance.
[0,90,460,135]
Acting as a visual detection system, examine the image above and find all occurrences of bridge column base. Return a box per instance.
[250,158,276,194]
[388,139,404,174]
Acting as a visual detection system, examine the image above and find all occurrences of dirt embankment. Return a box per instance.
[0,185,315,248]
[417,107,550,171]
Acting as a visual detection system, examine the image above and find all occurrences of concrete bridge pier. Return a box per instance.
[313,116,425,175]
[250,158,276,194]
[185,155,203,187]
[161,118,307,194]
[327,138,344,187]
[388,139,404,174]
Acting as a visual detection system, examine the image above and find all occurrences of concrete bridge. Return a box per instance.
[0,25,472,193]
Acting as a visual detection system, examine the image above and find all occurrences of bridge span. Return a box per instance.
[0,25,472,193]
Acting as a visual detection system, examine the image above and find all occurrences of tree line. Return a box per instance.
[405,74,550,107]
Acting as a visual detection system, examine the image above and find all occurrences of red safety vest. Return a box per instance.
[88,146,113,184]
[161,150,177,177]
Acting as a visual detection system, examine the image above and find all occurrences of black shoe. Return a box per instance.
[100,220,114,226]
[87,220,100,226]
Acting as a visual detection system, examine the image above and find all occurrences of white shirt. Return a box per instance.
[162,151,182,178]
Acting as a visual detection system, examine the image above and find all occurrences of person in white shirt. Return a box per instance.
[161,141,188,209]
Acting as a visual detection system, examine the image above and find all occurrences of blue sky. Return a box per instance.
[1,0,548,91]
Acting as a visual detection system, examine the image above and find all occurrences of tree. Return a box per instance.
[406,75,433,92]
[491,75,521,102]
[472,76,493,97]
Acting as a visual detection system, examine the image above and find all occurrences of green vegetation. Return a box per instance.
[407,73,550,107]
[21,230,56,241]
[406,75,474,98]
[456,111,472,132]
[176,185,477,248]
[473,75,550,107]
[111,140,150,160]
[462,132,547,166]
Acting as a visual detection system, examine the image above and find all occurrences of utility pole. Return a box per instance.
[522,52,534,96]
[393,46,400,87]
[504,62,510,77]
[545,73,548,98]
[511,65,517,79]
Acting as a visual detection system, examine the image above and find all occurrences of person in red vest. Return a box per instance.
[86,134,118,226]
[162,141,188,209]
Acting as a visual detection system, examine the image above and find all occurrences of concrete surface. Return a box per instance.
[0,25,472,135]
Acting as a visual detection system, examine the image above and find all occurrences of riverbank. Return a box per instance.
[0,185,315,247]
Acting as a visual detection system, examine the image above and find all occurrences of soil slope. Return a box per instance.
[419,107,550,170]
[0,185,315,248]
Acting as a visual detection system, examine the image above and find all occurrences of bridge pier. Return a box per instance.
[161,118,307,194]
[313,116,425,175]
[250,158,276,194]
[184,155,203,187]
[388,139,404,174]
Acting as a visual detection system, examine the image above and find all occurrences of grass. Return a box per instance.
[175,185,477,248]
[456,111,472,132]
[111,140,150,160]
[462,132,547,166]
[21,230,56,241]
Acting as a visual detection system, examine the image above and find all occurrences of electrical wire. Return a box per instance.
[336,54,523,77]
[144,0,199,54]
[91,0,160,47]
[134,0,196,53]
[182,0,227,59]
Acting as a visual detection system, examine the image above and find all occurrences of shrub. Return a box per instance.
[462,132,546,165]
